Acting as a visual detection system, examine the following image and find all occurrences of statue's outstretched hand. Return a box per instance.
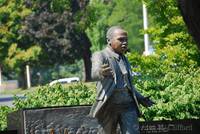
[100,64,113,78]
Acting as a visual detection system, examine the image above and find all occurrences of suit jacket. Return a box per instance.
[90,47,145,118]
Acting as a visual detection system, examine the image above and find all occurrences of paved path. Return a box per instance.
[0,94,25,107]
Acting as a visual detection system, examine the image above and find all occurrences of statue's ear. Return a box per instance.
[107,38,111,45]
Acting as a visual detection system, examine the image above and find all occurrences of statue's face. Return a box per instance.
[110,29,128,54]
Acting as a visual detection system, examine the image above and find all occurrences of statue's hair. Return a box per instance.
[106,26,123,41]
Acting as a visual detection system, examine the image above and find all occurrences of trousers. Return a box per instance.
[97,102,140,134]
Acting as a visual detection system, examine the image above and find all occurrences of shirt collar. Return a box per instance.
[106,46,123,61]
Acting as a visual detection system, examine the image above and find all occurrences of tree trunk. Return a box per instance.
[81,32,92,82]
[71,1,92,82]
[178,0,200,49]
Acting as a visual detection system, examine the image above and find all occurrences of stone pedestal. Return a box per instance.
[7,105,98,134]
[7,105,200,134]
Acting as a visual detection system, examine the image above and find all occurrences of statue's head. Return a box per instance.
[106,26,128,54]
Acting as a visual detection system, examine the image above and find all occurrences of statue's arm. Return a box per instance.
[125,58,146,101]
[133,84,155,107]
[132,85,145,101]
[91,51,104,81]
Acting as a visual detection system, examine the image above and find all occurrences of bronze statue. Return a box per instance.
[90,26,155,134]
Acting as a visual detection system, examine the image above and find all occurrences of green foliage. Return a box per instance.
[0,0,6,6]
[128,46,200,120]
[87,0,144,52]
[0,106,14,131]
[50,0,71,13]
[0,82,95,130]
[1,0,93,82]
[129,0,200,120]
[21,0,92,81]
[0,0,41,76]
[21,0,92,65]
[142,0,197,50]
[31,60,84,86]
[5,44,41,70]
[14,83,96,109]
[107,0,143,52]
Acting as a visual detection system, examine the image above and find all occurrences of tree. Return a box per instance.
[21,0,93,81]
[142,0,196,48]
[87,0,144,52]
[0,0,41,87]
[178,0,200,49]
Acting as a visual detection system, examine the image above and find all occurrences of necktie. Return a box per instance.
[118,56,131,89]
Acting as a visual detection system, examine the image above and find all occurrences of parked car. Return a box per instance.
[49,77,80,86]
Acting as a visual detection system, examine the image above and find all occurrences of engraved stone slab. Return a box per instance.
[7,105,200,134]
[7,105,98,134]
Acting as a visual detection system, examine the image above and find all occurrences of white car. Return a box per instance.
[49,77,80,86]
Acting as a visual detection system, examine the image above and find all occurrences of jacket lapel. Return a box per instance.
[104,48,118,84]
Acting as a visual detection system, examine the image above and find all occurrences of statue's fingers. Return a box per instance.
[101,64,109,68]
[103,67,112,72]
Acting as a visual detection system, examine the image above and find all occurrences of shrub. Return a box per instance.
[0,82,96,131]
[0,106,14,131]
[14,83,96,109]
[128,47,200,121]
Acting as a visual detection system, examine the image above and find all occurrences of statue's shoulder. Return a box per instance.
[93,48,108,57]
[101,47,110,56]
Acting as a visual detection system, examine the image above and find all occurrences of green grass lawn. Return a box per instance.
[0,87,36,95]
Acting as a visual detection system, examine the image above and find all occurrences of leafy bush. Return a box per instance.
[128,47,200,121]
[14,83,96,109]
[131,0,200,121]
[0,82,95,131]
[0,106,14,131]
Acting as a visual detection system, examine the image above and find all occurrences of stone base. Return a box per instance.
[7,105,200,134]
[8,105,97,134]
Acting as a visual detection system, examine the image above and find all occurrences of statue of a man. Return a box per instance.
[90,26,154,134]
